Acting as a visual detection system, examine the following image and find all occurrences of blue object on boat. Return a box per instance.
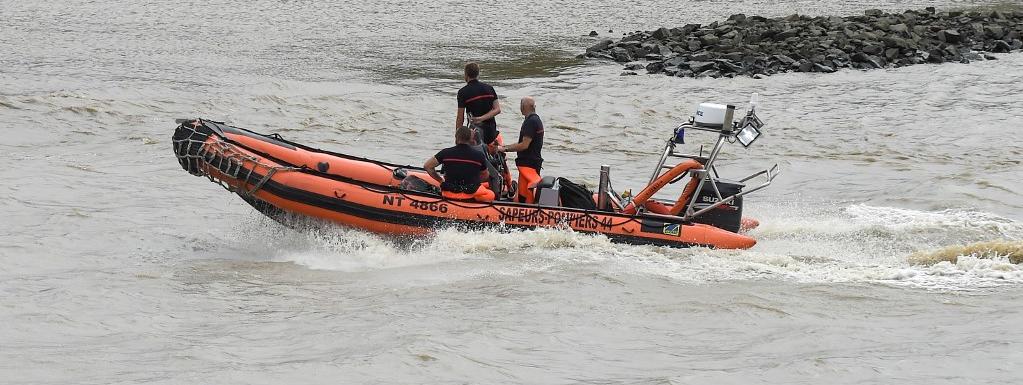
[673,126,685,144]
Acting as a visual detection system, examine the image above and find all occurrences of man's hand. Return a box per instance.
[500,137,530,153]
[470,116,484,124]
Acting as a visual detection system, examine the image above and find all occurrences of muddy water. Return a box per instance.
[2,0,1023,384]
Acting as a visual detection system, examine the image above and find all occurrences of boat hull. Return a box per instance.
[172,120,757,249]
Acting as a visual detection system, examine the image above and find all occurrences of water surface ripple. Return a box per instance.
[2,0,1022,384]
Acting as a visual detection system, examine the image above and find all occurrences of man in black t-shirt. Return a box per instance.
[424,125,496,202]
[455,62,512,194]
[497,96,544,203]
[456,62,501,146]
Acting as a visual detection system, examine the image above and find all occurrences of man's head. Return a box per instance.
[455,125,473,144]
[519,96,536,116]
[464,62,480,82]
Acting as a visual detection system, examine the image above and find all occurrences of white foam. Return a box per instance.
[887,256,1023,289]
[844,204,1023,236]
[230,217,618,273]
[224,204,1023,290]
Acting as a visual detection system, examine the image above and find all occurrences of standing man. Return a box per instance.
[498,96,544,204]
[456,62,501,148]
[424,126,495,202]
[456,62,512,194]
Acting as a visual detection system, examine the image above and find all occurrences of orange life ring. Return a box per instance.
[623,159,703,215]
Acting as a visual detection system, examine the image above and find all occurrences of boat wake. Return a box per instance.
[909,240,1023,265]
[225,204,1023,290]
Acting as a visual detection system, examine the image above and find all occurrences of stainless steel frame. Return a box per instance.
[644,102,779,221]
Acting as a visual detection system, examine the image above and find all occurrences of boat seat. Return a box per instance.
[535,176,556,190]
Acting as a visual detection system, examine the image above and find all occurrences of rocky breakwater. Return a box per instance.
[584,7,1023,78]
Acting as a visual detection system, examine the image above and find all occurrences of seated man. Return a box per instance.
[424,125,496,202]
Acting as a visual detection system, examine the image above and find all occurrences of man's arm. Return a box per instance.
[471,99,501,123]
[455,108,465,130]
[424,157,444,183]
[498,136,532,153]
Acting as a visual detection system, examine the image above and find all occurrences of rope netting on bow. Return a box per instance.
[172,120,297,197]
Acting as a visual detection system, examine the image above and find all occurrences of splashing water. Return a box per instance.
[217,203,1023,290]
[908,240,1023,265]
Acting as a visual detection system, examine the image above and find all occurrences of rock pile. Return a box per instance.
[584,7,1023,78]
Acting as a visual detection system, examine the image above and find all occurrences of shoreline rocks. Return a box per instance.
[584,7,1023,78]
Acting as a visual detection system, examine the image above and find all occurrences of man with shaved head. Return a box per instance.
[497,96,545,203]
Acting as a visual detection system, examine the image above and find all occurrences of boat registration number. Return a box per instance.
[382,195,449,213]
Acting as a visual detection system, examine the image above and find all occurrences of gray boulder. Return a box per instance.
[587,39,613,53]
[687,61,716,72]
[610,47,632,62]
[937,29,961,44]
[652,27,670,40]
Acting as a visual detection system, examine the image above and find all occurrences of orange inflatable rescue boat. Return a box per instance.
[171,95,777,249]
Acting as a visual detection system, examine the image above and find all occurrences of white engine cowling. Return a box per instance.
[694,103,727,128]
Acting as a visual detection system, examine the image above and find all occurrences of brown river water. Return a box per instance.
[2,0,1023,383]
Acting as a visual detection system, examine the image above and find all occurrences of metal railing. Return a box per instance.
[643,103,780,221]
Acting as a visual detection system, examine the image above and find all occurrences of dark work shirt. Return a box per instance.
[457,79,499,144]
[515,113,544,169]
[434,143,487,193]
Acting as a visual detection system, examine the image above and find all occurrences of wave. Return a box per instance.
[231,215,615,273]
[220,204,1023,290]
[0,98,18,110]
[909,240,1023,265]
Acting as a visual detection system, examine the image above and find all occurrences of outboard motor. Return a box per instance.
[690,180,744,233]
